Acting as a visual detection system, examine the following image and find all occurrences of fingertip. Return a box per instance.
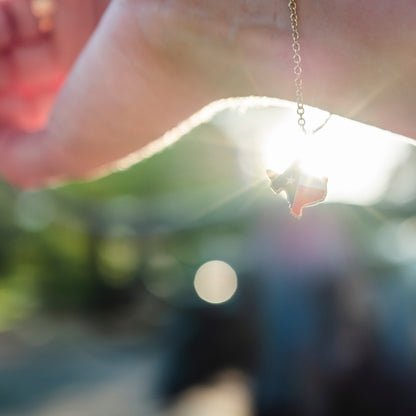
[0,59,12,91]
[0,90,56,130]
[0,4,12,51]
[8,0,39,42]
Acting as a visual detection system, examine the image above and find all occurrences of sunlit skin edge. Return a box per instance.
[120,97,412,213]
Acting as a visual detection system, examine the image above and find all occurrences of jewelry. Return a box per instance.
[30,0,56,34]
[267,0,328,218]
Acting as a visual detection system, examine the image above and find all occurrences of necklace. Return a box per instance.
[267,0,328,218]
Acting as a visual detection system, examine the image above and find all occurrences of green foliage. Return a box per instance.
[0,121,251,330]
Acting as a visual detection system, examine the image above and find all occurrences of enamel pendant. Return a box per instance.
[267,162,328,218]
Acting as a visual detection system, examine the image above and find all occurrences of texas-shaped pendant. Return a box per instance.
[266,161,328,218]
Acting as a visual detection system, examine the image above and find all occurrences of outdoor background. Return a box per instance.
[1,102,416,416]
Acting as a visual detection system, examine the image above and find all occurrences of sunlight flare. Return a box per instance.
[261,105,411,205]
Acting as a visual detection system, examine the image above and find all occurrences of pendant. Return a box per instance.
[266,161,328,218]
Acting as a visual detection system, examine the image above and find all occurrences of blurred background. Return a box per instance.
[1,101,416,416]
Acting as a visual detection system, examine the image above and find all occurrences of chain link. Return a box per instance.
[288,0,306,133]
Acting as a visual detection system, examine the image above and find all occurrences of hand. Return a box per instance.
[0,0,108,130]
[0,0,415,188]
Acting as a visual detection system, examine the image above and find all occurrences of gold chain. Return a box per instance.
[288,0,306,133]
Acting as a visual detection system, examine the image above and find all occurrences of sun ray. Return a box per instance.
[187,177,267,225]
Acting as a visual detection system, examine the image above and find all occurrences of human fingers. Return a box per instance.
[52,0,103,69]
[0,0,60,129]
[0,0,226,188]
[0,5,12,50]
[0,90,55,130]
[0,0,108,129]
[7,0,39,41]
[0,38,62,129]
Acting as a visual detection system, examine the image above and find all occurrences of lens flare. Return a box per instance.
[194,260,238,304]
[262,108,410,205]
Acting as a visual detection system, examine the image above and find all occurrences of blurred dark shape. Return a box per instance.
[327,344,416,416]
[158,275,260,405]
[155,202,416,416]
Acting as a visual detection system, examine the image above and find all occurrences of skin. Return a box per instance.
[0,0,415,188]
